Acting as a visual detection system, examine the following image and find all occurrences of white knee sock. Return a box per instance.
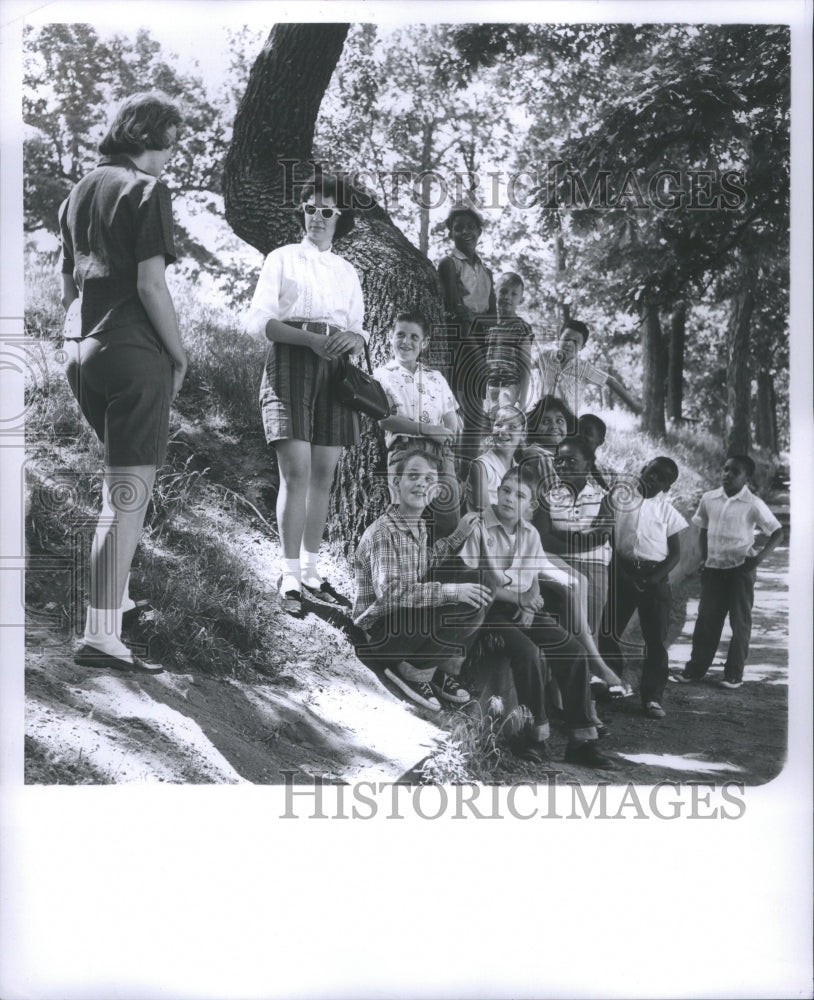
[300,548,322,588]
[83,607,132,659]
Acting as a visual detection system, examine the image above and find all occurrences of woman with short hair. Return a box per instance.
[59,91,186,674]
[244,173,367,616]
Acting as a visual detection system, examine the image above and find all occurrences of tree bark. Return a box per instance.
[754,369,777,453]
[640,299,667,438]
[725,259,756,455]
[223,23,449,554]
[666,299,687,423]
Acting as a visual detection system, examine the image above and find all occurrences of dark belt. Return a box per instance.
[290,320,342,336]
[619,556,661,571]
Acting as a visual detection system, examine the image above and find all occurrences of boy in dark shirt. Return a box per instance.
[484,272,535,416]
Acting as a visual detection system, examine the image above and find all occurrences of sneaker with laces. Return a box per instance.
[384,668,441,712]
[431,672,470,704]
[645,701,666,718]
[719,679,743,689]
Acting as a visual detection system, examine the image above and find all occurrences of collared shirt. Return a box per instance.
[373,359,458,450]
[533,348,609,415]
[458,505,553,594]
[613,492,688,562]
[546,479,613,564]
[353,506,470,629]
[245,237,367,341]
[444,248,494,315]
[692,486,781,569]
[58,154,177,339]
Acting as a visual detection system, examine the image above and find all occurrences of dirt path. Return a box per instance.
[486,524,789,786]
[25,484,790,787]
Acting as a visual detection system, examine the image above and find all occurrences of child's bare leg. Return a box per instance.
[543,568,622,687]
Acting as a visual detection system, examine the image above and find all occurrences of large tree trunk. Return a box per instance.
[666,299,687,423]
[725,259,756,455]
[223,23,448,554]
[640,299,667,438]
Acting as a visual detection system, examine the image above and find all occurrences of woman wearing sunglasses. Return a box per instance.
[245,173,367,616]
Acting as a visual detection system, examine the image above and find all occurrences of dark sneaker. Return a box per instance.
[301,580,352,608]
[384,668,441,712]
[669,672,696,684]
[564,741,615,768]
[645,701,666,719]
[431,672,470,704]
[719,679,743,689]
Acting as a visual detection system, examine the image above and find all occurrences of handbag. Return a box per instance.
[333,341,390,420]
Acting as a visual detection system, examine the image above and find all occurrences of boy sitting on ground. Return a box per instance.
[601,457,688,719]
[375,312,462,539]
[353,448,491,713]
[457,464,615,768]
[673,454,783,690]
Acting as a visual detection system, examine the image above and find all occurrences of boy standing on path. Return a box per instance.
[602,457,688,719]
[353,449,491,712]
[673,455,784,689]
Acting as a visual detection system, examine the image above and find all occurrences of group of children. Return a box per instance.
[346,201,784,769]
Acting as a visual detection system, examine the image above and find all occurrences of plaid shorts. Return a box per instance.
[260,324,360,446]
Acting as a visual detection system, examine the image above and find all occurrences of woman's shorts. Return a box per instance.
[259,341,359,447]
[63,323,173,467]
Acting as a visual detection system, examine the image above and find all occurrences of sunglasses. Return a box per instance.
[302,204,342,219]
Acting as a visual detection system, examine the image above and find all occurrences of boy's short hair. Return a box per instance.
[649,456,680,486]
[296,172,357,240]
[393,311,428,337]
[560,319,590,345]
[500,463,540,503]
[498,271,524,291]
[391,446,441,477]
[445,202,484,232]
[558,434,596,464]
[727,454,755,477]
[578,413,607,444]
[98,91,182,155]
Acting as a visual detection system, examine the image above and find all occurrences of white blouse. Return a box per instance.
[244,237,367,341]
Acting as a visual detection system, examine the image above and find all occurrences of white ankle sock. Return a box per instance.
[300,548,322,588]
[83,607,132,659]
[280,558,301,595]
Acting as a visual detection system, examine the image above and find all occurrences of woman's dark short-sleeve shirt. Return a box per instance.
[58,154,177,338]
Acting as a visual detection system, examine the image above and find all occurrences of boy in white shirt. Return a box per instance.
[375,312,461,538]
[602,457,688,718]
[674,454,783,689]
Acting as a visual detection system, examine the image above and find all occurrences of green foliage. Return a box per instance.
[23,22,247,234]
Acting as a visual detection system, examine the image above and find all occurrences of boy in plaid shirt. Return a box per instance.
[353,448,491,712]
